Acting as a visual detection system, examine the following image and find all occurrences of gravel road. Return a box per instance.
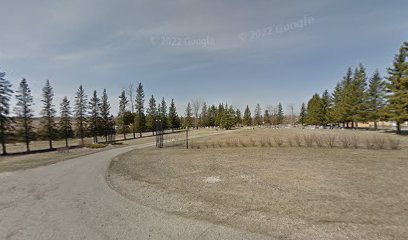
[0,140,270,240]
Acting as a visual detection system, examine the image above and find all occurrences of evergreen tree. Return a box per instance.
[367,70,386,130]
[146,95,157,134]
[100,89,111,142]
[158,97,167,129]
[0,70,13,155]
[306,94,322,125]
[40,80,57,150]
[254,104,262,125]
[208,105,217,127]
[235,109,242,126]
[276,103,284,125]
[134,83,145,137]
[320,90,331,125]
[200,102,208,127]
[59,96,73,148]
[15,78,34,152]
[340,68,354,126]
[74,85,87,145]
[220,106,235,130]
[349,64,368,126]
[299,103,307,125]
[215,104,225,126]
[263,109,271,125]
[168,98,178,131]
[243,105,252,126]
[384,42,408,134]
[185,102,193,129]
[118,90,129,139]
[88,90,101,143]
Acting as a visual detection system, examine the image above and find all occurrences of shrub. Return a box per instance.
[249,137,257,147]
[339,135,350,148]
[239,139,248,147]
[351,134,359,149]
[267,138,273,147]
[313,135,324,147]
[388,137,401,150]
[326,135,336,148]
[373,136,386,149]
[303,135,314,147]
[273,136,284,147]
[86,143,108,149]
[260,138,268,147]
[365,138,375,150]
[294,135,302,147]
[287,137,294,147]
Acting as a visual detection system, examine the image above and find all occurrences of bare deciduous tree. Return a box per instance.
[191,98,203,129]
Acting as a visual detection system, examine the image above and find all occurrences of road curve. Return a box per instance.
[0,141,269,240]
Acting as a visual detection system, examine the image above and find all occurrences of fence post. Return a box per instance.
[186,129,189,149]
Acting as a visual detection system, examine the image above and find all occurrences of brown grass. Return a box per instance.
[109,128,408,239]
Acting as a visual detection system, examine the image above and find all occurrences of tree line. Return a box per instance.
[301,41,408,134]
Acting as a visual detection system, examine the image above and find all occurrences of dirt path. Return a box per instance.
[0,130,268,240]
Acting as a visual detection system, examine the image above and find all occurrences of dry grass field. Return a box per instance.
[108,128,408,239]
[0,128,220,173]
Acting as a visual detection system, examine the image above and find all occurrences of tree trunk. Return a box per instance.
[49,138,53,150]
[65,136,68,148]
[396,122,401,135]
[139,131,142,138]
[1,141,6,155]
[374,121,378,131]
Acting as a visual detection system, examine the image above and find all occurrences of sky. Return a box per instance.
[1,0,407,116]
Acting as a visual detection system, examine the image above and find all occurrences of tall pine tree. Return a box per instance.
[74,85,87,145]
[118,90,129,139]
[59,97,73,148]
[185,102,193,129]
[88,90,101,143]
[243,105,252,126]
[367,70,386,130]
[168,98,178,131]
[100,89,111,142]
[134,83,145,137]
[299,103,307,125]
[146,95,157,134]
[0,70,13,155]
[384,42,408,134]
[40,80,57,150]
[254,104,262,126]
[15,78,34,152]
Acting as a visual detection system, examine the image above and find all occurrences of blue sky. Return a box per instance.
[1,0,407,116]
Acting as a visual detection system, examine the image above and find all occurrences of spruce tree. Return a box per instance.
[277,103,284,125]
[59,96,72,148]
[254,104,262,126]
[384,42,408,134]
[185,102,193,129]
[168,98,178,131]
[100,89,111,142]
[306,94,322,125]
[220,106,235,130]
[40,80,57,150]
[235,109,242,126]
[134,83,145,137]
[159,97,167,129]
[349,64,368,126]
[88,90,101,143]
[74,85,87,145]
[263,109,271,125]
[15,78,34,153]
[200,102,208,127]
[243,105,252,126]
[367,70,385,130]
[146,95,157,135]
[299,103,307,125]
[320,90,331,126]
[0,70,13,155]
[118,90,128,139]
